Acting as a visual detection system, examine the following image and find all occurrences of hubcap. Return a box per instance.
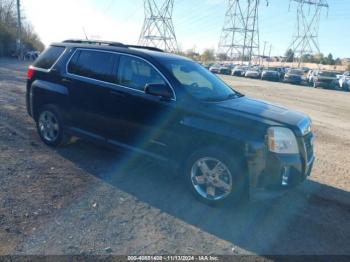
[38,111,59,142]
[191,157,233,201]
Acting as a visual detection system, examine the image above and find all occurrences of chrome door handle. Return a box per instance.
[62,78,73,84]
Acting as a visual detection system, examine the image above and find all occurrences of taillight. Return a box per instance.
[27,66,34,80]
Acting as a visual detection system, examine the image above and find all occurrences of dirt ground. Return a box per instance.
[0,59,349,256]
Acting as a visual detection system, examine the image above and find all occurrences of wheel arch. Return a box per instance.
[31,80,70,121]
[178,133,249,175]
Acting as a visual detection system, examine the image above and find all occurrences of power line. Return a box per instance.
[138,0,178,52]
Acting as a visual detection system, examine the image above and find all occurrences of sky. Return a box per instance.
[22,0,350,58]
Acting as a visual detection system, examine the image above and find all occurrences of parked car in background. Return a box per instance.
[245,67,261,79]
[339,71,350,91]
[219,66,232,75]
[301,67,310,74]
[307,70,318,85]
[24,51,40,61]
[276,67,286,79]
[284,69,304,85]
[261,67,281,81]
[203,63,214,70]
[209,65,220,74]
[231,66,248,77]
[312,71,339,89]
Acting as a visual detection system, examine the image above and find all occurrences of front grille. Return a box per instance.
[303,133,314,162]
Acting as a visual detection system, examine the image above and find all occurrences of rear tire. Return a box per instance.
[185,148,247,206]
[36,105,71,147]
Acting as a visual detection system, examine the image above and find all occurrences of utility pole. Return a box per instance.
[218,0,268,64]
[138,0,178,53]
[285,0,329,67]
[261,41,267,66]
[267,43,272,67]
[16,0,22,59]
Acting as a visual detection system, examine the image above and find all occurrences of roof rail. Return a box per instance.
[62,39,164,53]
[126,45,164,52]
[62,39,125,48]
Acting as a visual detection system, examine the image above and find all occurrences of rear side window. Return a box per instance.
[117,55,166,91]
[33,46,65,70]
[68,50,115,83]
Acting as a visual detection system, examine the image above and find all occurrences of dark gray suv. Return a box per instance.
[26,40,315,205]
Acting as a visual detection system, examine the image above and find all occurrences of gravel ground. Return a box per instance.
[0,59,349,256]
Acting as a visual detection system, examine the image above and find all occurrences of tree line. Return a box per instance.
[0,0,44,57]
[179,47,346,68]
[284,49,342,66]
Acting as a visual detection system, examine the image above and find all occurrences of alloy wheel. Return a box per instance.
[190,157,233,201]
[38,111,60,142]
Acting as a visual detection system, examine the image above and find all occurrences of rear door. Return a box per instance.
[63,49,116,137]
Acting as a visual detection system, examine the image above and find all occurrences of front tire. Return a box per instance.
[185,148,246,206]
[36,105,71,147]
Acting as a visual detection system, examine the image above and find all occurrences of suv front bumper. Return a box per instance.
[247,133,315,193]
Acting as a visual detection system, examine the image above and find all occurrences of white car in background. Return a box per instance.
[339,71,350,91]
[244,67,261,79]
[209,65,220,74]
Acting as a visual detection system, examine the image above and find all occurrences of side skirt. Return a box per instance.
[66,126,177,167]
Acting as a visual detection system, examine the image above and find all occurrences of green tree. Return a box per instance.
[301,53,313,63]
[0,0,44,57]
[313,53,324,64]
[334,58,342,65]
[201,49,215,62]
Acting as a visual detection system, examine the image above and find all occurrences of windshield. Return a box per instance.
[163,58,241,101]
[318,71,337,77]
[289,69,304,75]
[267,67,278,71]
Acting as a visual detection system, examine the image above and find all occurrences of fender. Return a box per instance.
[31,80,69,95]
[30,80,69,119]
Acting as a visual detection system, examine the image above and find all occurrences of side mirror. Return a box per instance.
[145,84,173,100]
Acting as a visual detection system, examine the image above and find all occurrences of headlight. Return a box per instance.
[267,127,299,154]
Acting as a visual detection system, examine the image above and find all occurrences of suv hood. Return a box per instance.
[215,96,309,136]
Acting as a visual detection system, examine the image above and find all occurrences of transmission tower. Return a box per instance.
[286,0,329,66]
[138,0,178,52]
[218,0,266,63]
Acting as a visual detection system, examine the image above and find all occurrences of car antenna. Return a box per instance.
[82,27,89,40]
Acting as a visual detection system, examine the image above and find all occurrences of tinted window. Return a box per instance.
[68,50,115,83]
[318,71,337,77]
[33,46,65,69]
[117,55,166,91]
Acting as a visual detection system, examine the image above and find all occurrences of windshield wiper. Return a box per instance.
[202,93,243,102]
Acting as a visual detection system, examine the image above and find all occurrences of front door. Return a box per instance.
[104,54,178,158]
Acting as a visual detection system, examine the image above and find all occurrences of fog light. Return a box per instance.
[281,167,290,186]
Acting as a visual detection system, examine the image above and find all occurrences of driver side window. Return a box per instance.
[117,55,166,92]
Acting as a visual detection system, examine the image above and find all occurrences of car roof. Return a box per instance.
[51,41,190,63]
